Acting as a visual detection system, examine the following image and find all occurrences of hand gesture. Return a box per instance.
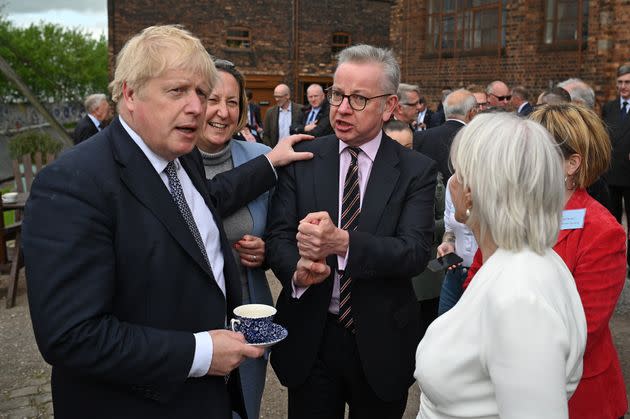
[296,211,349,261]
[293,257,331,287]
[234,235,265,268]
[265,134,314,167]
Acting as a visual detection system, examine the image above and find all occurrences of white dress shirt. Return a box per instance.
[415,247,586,419]
[443,177,477,267]
[119,116,220,378]
[278,103,292,141]
[88,113,103,131]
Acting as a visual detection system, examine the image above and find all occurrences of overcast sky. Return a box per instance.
[2,0,108,38]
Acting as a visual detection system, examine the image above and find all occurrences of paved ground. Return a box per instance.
[1,270,628,418]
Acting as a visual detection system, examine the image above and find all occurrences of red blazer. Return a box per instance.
[464,189,627,418]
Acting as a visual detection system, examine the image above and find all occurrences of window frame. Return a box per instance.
[225,26,252,50]
[542,0,588,48]
[425,0,505,58]
[331,32,351,55]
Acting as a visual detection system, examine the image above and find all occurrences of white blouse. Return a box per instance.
[415,248,586,419]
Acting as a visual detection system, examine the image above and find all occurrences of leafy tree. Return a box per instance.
[0,15,108,103]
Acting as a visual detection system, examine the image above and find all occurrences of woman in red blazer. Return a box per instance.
[464,104,627,419]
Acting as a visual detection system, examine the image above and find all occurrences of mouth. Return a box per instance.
[334,120,353,131]
[208,121,229,130]
[176,124,198,136]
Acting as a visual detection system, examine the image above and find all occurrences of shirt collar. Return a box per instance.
[119,115,174,174]
[280,103,292,112]
[88,113,101,129]
[620,97,630,107]
[338,130,382,162]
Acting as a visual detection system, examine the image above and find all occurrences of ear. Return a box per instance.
[122,81,137,112]
[382,95,398,121]
[565,153,582,177]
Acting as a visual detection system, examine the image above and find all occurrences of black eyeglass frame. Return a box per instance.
[326,87,394,111]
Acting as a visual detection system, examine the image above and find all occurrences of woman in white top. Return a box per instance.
[414,112,587,419]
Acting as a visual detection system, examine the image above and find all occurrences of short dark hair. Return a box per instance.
[618,63,630,77]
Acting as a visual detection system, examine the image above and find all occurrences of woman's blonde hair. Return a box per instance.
[109,25,216,104]
[529,103,611,188]
[450,113,565,255]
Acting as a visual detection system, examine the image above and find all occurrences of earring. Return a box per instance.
[564,176,576,191]
[465,208,471,219]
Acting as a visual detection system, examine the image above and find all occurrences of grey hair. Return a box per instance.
[84,93,107,113]
[486,80,508,95]
[557,78,595,109]
[337,44,400,95]
[450,113,564,255]
[397,83,420,102]
[443,89,476,118]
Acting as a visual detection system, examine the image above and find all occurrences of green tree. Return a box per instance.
[0,15,108,103]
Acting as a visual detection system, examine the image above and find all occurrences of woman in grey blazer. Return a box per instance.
[198,59,273,419]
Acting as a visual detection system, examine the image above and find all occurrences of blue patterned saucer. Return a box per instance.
[248,322,288,348]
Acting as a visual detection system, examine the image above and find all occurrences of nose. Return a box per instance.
[338,95,353,114]
[186,91,203,116]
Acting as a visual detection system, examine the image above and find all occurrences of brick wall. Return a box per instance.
[108,0,393,106]
[390,0,630,111]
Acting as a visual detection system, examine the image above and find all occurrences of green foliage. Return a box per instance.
[0,15,108,102]
[7,130,63,160]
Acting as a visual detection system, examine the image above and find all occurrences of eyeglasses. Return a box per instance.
[401,101,420,107]
[326,88,393,111]
[475,102,489,108]
[213,59,235,68]
[489,93,512,102]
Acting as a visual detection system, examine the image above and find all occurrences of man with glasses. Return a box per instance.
[486,80,511,109]
[263,83,303,147]
[603,63,630,272]
[291,83,334,138]
[392,83,422,129]
[265,44,437,418]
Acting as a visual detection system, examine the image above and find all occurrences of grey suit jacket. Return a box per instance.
[262,102,303,147]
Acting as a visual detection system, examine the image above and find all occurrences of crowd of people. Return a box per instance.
[21,24,629,419]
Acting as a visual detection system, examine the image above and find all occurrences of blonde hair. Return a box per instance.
[109,25,216,104]
[529,103,611,188]
[450,113,565,255]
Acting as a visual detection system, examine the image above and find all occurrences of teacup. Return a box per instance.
[230,304,277,344]
[2,192,17,204]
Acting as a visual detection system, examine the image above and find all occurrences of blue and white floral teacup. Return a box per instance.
[230,304,277,344]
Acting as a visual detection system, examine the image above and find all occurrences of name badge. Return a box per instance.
[560,209,586,230]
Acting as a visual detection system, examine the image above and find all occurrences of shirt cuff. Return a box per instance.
[188,331,213,377]
[263,155,278,180]
[291,272,308,298]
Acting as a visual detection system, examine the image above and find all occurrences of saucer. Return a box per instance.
[248,322,288,348]
[2,197,17,204]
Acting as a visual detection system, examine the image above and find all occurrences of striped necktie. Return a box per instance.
[338,147,361,331]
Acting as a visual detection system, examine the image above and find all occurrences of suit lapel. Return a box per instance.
[315,137,340,227]
[110,119,216,282]
[360,135,400,233]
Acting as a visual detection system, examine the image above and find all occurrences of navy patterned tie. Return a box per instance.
[165,161,213,275]
[338,147,361,331]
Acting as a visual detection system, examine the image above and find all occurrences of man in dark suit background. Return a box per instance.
[265,44,437,418]
[602,63,630,268]
[414,89,476,179]
[511,85,533,116]
[290,83,334,138]
[72,93,111,145]
[263,83,303,147]
[415,95,434,131]
[23,25,311,419]
[245,89,263,141]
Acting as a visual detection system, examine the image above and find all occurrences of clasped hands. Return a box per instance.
[293,211,349,287]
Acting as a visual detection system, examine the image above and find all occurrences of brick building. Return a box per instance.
[390,0,630,111]
[107,0,393,118]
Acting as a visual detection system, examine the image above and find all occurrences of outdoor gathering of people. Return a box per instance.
[16,23,629,419]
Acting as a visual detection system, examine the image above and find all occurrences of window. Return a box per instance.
[543,0,588,46]
[226,27,251,49]
[426,0,505,56]
[332,32,351,55]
